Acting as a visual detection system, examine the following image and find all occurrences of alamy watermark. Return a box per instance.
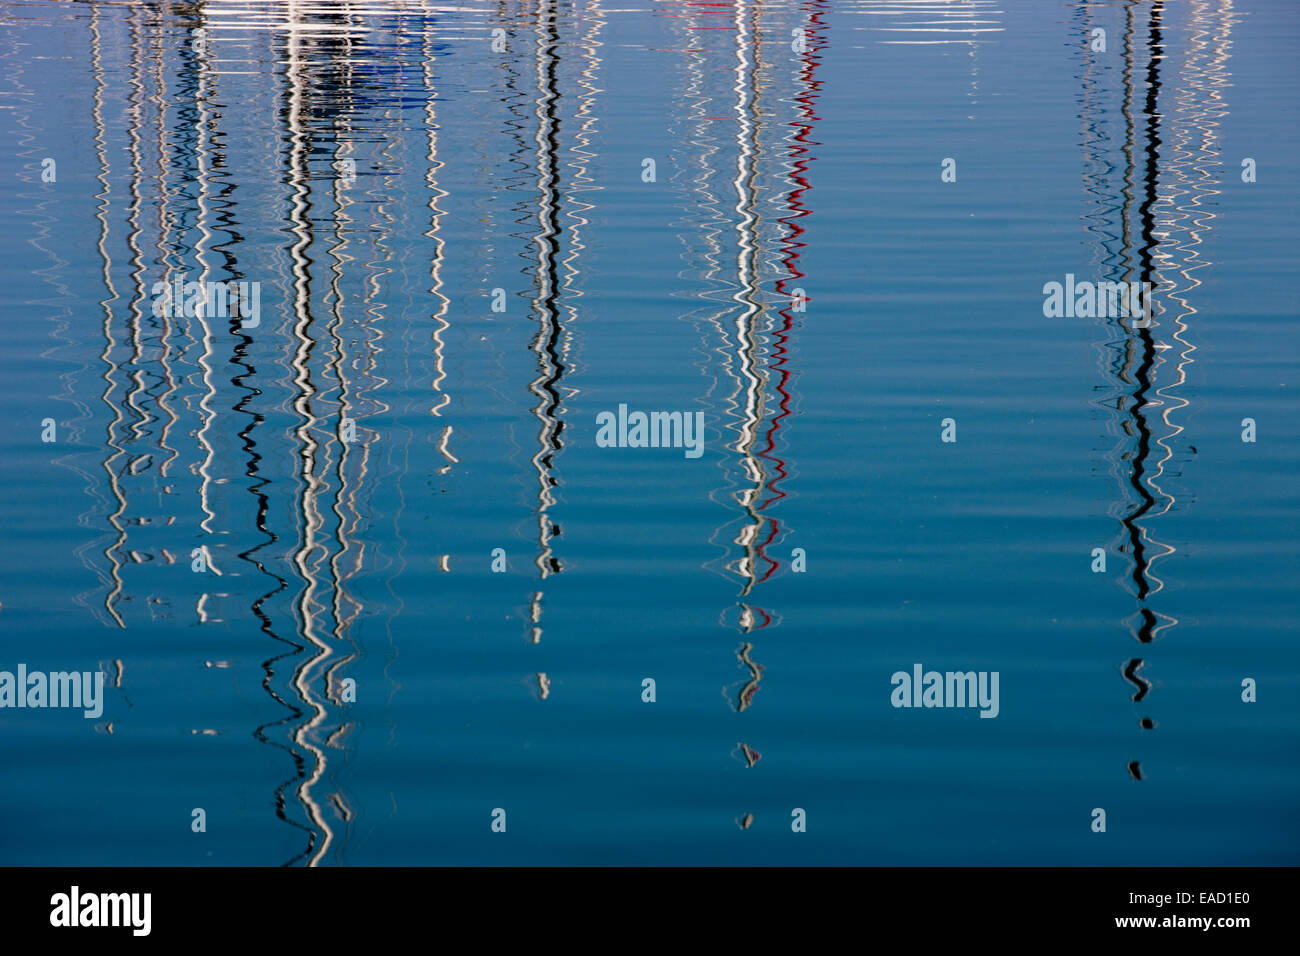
[150,277,261,329]
[890,663,999,718]
[1042,274,1152,325]
[50,886,150,936]
[0,664,105,718]
[595,404,704,459]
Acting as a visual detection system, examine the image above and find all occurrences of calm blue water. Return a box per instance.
[0,0,1297,866]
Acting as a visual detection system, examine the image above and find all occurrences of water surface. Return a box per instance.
[0,0,1297,865]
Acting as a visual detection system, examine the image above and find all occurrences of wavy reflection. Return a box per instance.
[1081,0,1235,780]
[658,3,823,798]
[89,2,129,629]
[527,0,567,588]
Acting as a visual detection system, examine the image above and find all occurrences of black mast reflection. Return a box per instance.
[1083,0,1234,780]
